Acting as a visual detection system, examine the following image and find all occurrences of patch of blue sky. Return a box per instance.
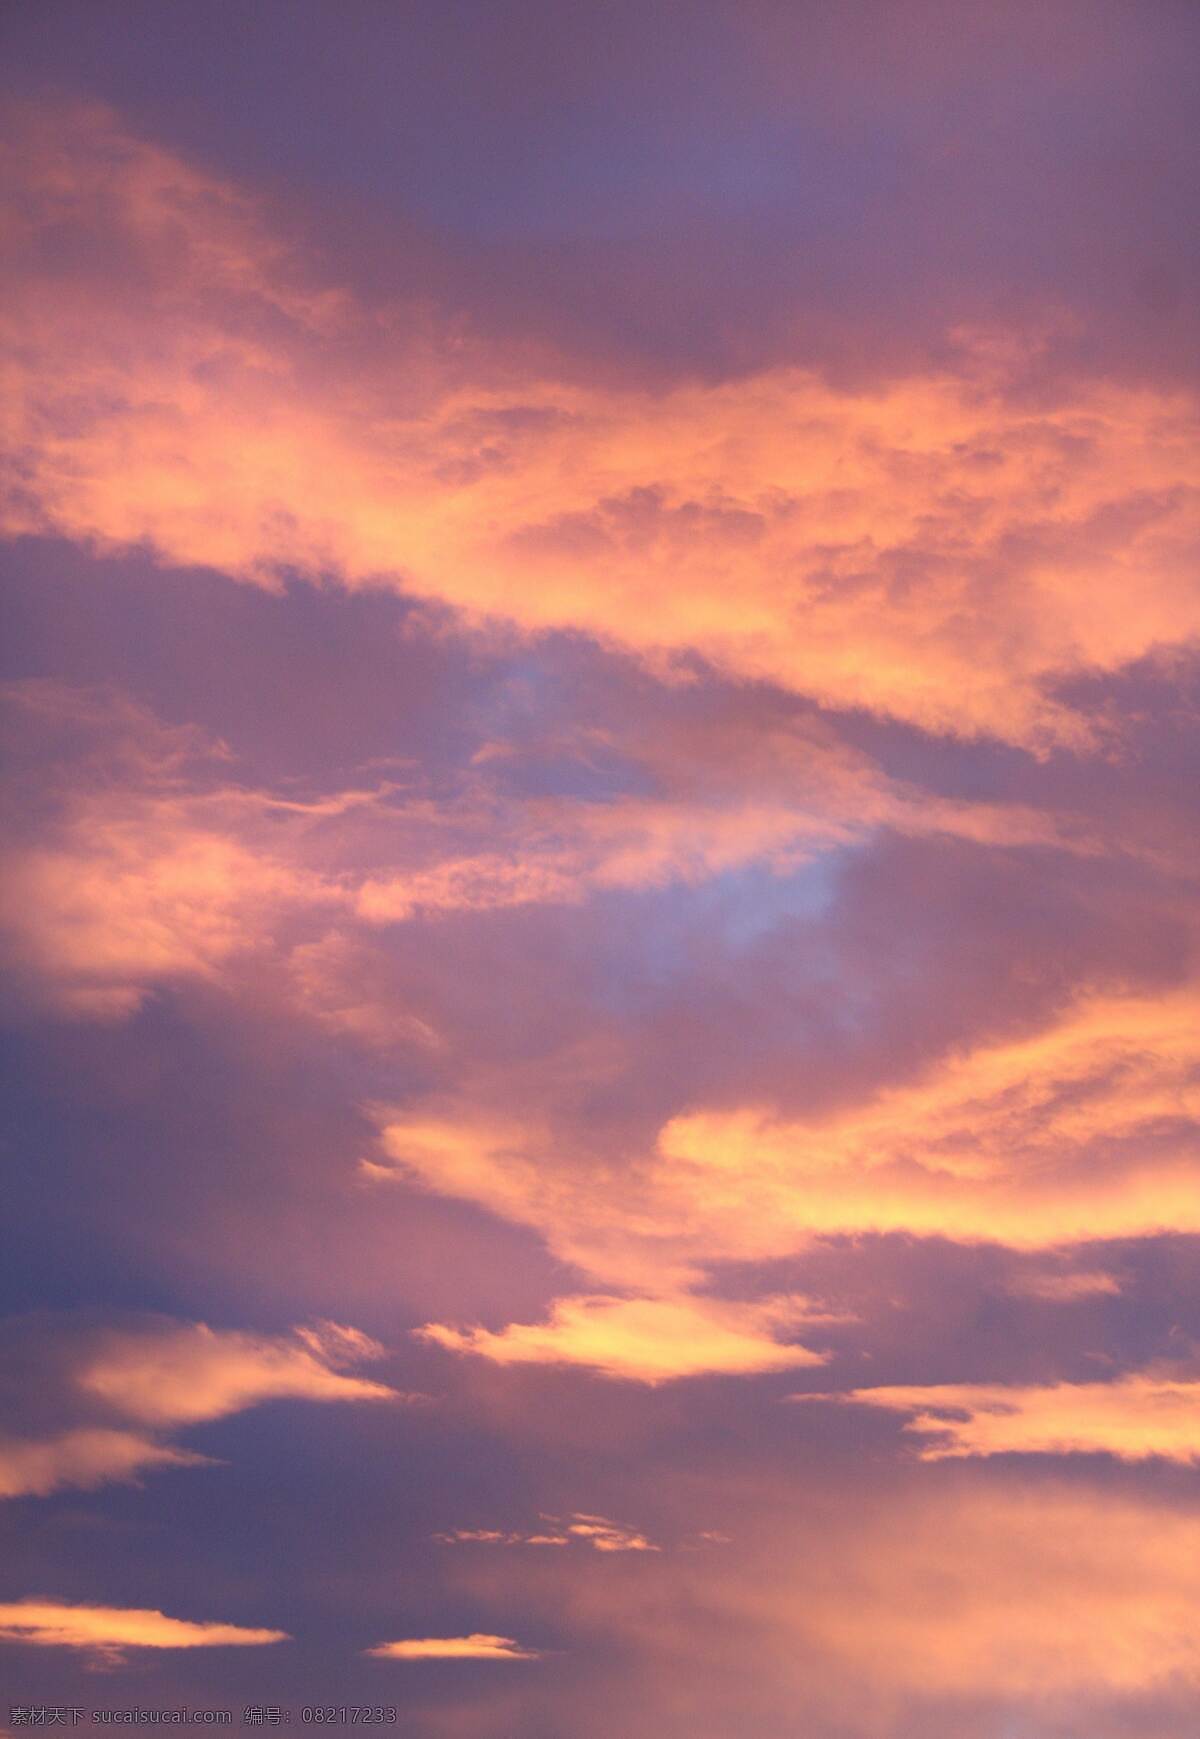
[592,843,858,1017]
[467,649,660,802]
[495,749,655,803]
[692,854,841,950]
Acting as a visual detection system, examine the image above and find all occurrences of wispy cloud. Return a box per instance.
[419,1292,826,1385]
[372,981,1198,1378]
[0,677,1099,1025]
[434,1514,658,1552]
[0,1317,399,1502]
[0,1430,212,1500]
[0,1600,287,1664]
[78,1320,396,1426]
[825,1373,1200,1463]
[1006,1267,1124,1301]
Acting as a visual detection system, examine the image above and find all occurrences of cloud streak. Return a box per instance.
[0,1316,398,1501]
[364,1634,541,1662]
[0,1601,287,1662]
[830,1372,1200,1463]
[419,1293,825,1384]
[434,1514,658,1552]
[0,1429,211,1500]
[77,1320,396,1426]
[0,676,1101,1025]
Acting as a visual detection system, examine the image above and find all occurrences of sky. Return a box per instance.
[1,2,1198,1733]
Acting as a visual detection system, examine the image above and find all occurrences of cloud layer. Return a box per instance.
[4,101,1199,754]
[3,10,1199,1734]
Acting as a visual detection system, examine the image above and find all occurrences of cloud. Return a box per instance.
[418,1292,825,1385]
[0,37,1198,1738]
[431,1477,1200,1734]
[0,677,1092,1026]
[1,821,303,1021]
[0,1429,212,1499]
[434,1514,658,1552]
[433,1529,550,1547]
[1006,1267,1123,1301]
[349,735,1089,929]
[558,1514,659,1552]
[373,982,1197,1377]
[0,24,1197,1737]
[827,1372,1200,1463]
[77,1320,395,1426]
[807,1483,1200,1697]
[4,101,1199,752]
[0,1600,287,1663]
[363,1634,541,1661]
[346,790,1096,951]
[0,1315,398,1501]
[653,984,1200,1253]
[485,1480,1200,1716]
[0,682,340,1019]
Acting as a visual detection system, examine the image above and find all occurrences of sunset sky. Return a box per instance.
[2,3,1199,1735]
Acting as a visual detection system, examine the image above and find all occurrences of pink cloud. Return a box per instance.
[0,1429,212,1500]
[4,101,1199,754]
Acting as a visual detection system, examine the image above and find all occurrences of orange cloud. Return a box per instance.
[364,1634,541,1661]
[0,1600,287,1660]
[805,1483,1200,1697]
[0,1429,211,1499]
[828,1372,1200,1463]
[494,1481,1200,1708]
[0,1318,399,1505]
[78,1320,396,1426]
[418,1292,825,1384]
[374,984,1198,1377]
[5,102,1199,751]
[654,984,1200,1253]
